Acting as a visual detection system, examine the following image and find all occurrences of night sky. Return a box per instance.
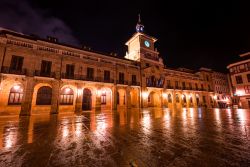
[0,0,249,72]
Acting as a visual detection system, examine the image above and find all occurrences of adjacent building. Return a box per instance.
[227,52,250,109]
[0,19,232,116]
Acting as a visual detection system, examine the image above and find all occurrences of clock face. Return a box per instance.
[144,40,150,47]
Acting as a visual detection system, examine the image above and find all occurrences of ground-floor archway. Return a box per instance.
[82,88,92,110]
[148,91,161,107]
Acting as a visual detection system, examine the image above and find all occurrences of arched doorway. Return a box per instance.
[82,88,92,110]
[148,91,161,107]
[36,86,52,105]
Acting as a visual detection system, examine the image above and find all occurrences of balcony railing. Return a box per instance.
[131,81,140,86]
[34,70,56,78]
[1,66,27,75]
[147,84,164,88]
[117,80,128,85]
[166,85,174,89]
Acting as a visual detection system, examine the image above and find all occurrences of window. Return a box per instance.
[104,70,110,81]
[245,86,250,94]
[247,74,250,82]
[41,60,52,76]
[87,67,94,79]
[175,81,179,89]
[101,91,106,104]
[10,56,24,72]
[167,80,171,87]
[119,72,124,83]
[190,96,193,103]
[168,94,172,103]
[182,82,186,89]
[203,96,206,103]
[176,94,180,103]
[206,75,209,81]
[8,85,23,105]
[201,84,204,90]
[208,85,211,91]
[183,95,187,103]
[36,86,52,105]
[235,75,243,84]
[66,64,74,78]
[60,87,74,105]
[195,83,198,90]
[132,75,137,84]
[145,63,149,67]
[189,83,192,89]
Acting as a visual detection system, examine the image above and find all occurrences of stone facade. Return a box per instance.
[227,52,250,109]
[0,26,232,116]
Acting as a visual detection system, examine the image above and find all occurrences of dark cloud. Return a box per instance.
[0,0,79,45]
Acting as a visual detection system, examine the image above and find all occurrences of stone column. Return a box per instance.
[75,84,83,113]
[51,80,60,114]
[20,77,35,116]
[112,86,117,110]
[95,87,101,111]
[126,87,131,109]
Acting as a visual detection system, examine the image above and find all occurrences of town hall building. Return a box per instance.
[0,18,231,116]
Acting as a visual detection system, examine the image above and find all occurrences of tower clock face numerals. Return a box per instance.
[144,40,150,47]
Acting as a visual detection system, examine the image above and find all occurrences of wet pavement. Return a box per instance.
[0,108,250,167]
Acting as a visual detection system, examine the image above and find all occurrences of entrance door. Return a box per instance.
[82,88,92,110]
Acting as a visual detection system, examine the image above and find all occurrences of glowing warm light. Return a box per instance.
[162,93,167,99]
[62,125,69,138]
[189,94,192,98]
[75,123,82,137]
[102,89,106,94]
[213,95,217,100]
[96,89,102,96]
[65,87,71,93]
[142,91,149,99]
[236,90,245,96]
[13,85,20,90]
[77,88,82,97]
[182,94,185,98]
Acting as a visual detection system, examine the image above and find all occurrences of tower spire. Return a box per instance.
[136,14,144,33]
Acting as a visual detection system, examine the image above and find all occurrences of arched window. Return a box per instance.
[196,94,200,105]
[168,94,172,103]
[183,95,187,103]
[36,86,52,105]
[8,85,23,105]
[60,87,74,105]
[190,96,193,104]
[101,90,106,105]
[176,94,180,103]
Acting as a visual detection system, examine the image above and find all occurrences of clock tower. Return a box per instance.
[125,15,163,67]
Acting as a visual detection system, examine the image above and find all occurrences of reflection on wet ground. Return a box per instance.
[0,108,250,167]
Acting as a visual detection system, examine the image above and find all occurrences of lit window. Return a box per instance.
[176,94,180,103]
[168,94,172,103]
[60,87,74,105]
[8,85,23,105]
[101,91,106,104]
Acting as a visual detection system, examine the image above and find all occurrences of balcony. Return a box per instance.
[1,66,27,75]
[147,83,164,88]
[166,85,174,89]
[117,80,128,85]
[131,81,140,86]
[34,70,56,78]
